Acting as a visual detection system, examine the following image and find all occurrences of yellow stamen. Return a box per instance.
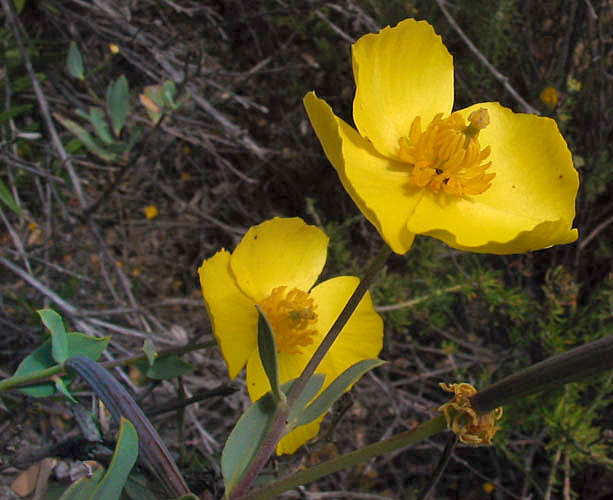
[438,382,503,446]
[259,286,318,355]
[397,109,495,196]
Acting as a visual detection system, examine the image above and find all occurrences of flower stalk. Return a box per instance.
[471,335,613,413]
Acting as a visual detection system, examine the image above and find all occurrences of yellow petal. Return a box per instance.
[304,92,416,254]
[352,18,454,157]
[276,419,322,455]
[407,102,579,253]
[230,218,328,302]
[198,250,257,378]
[310,276,383,379]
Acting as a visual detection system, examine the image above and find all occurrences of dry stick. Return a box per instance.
[0,256,171,345]
[578,213,613,252]
[434,0,539,115]
[229,245,393,500]
[0,0,86,207]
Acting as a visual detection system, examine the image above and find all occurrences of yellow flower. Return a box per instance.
[303,19,578,255]
[144,205,159,219]
[109,43,120,54]
[539,86,559,108]
[198,218,383,454]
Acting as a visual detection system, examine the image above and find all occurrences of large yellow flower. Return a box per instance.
[303,19,579,255]
[198,217,383,454]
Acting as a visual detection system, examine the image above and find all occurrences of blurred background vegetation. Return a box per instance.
[0,0,611,498]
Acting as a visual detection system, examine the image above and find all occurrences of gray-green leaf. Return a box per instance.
[293,359,385,429]
[0,179,22,215]
[38,309,69,365]
[256,306,283,402]
[106,75,129,136]
[67,41,84,80]
[90,417,139,500]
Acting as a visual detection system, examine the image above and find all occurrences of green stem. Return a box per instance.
[287,244,393,406]
[0,364,62,392]
[228,244,392,500]
[244,416,447,500]
[0,340,215,392]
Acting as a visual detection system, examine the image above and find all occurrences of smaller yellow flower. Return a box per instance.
[539,86,559,109]
[483,482,496,494]
[144,205,159,219]
[198,217,383,454]
[438,382,503,446]
[109,43,120,54]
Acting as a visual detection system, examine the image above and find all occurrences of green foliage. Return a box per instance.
[9,329,109,398]
[67,41,84,80]
[257,306,283,402]
[140,80,189,125]
[221,374,325,495]
[38,308,69,364]
[0,178,22,215]
[294,359,384,428]
[106,75,129,136]
[58,418,139,500]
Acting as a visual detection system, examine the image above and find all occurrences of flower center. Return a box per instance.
[397,109,495,196]
[259,286,319,355]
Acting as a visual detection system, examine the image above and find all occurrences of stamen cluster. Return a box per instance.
[259,286,319,355]
[397,109,495,196]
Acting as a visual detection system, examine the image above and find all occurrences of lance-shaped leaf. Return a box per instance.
[292,359,385,429]
[107,75,129,136]
[256,305,283,403]
[66,41,84,80]
[0,178,22,215]
[222,374,325,495]
[38,309,69,365]
[54,113,117,162]
[76,107,113,145]
[90,418,139,500]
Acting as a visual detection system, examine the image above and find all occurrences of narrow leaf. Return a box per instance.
[87,107,113,145]
[286,373,325,424]
[222,389,276,494]
[256,306,283,402]
[54,376,77,403]
[0,179,22,215]
[143,339,156,366]
[66,41,84,80]
[90,418,139,500]
[161,80,176,108]
[294,359,385,429]
[54,114,116,162]
[106,75,129,136]
[38,309,69,365]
